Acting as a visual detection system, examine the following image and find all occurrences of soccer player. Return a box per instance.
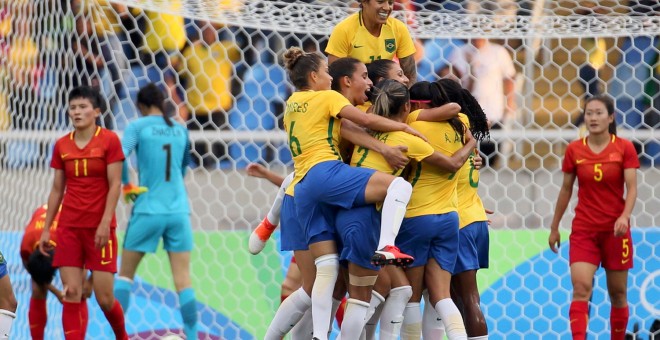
[113,83,198,339]
[266,54,413,340]
[337,79,478,339]
[326,0,417,83]
[39,85,127,340]
[548,95,639,340]
[433,79,492,340]
[0,249,17,340]
[392,80,481,340]
[22,204,94,339]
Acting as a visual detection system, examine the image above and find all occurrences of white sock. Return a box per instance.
[401,302,422,340]
[291,308,313,340]
[435,298,467,340]
[468,336,488,340]
[264,288,311,340]
[423,291,445,339]
[312,254,339,340]
[339,299,370,340]
[377,178,412,249]
[267,172,294,225]
[363,291,386,340]
[0,309,16,340]
[379,285,413,340]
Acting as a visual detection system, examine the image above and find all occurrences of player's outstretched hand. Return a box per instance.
[246,163,268,179]
[548,229,561,254]
[613,216,629,237]
[38,230,54,257]
[123,183,148,203]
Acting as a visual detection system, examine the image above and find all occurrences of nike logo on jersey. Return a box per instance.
[353,44,363,48]
[61,153,69,158]
[622,258,630,264]
[390,320,402,324]
[101,260,112,265]
[576,159,586,164]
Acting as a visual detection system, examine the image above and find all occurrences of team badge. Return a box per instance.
[384,39,396,53]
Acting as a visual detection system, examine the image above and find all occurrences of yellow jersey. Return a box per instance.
[326,12,416,64]
[143,3,186,52]
[405,110,466,217]
[284,90,351,196]
[180,41,240,113]
[351,130,433,176]
[455,116,487,228]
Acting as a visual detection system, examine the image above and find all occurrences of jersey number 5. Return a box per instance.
[594,163,603,182]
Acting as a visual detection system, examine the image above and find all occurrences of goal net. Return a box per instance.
[0,0,658,338]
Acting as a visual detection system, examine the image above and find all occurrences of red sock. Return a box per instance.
[569,300,589,340]
[335,297,347,328]
[29,298,47,340]
[62,301,83,340]
[80,299,89,335]
[611,305,629,340]
[102,299,128,340]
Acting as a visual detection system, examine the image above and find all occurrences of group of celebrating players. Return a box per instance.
[0,0,640,339]
[246,1,640,340]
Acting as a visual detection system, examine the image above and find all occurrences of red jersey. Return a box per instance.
[562,135,640,231]
[20,205,59,263]
[50,126,124,229]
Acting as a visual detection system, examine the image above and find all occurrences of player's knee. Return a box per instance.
[572,281,592,300]
[281,278,299,297]
[95,292,115,311]
[63,285,83,302]
[608,289,628,307]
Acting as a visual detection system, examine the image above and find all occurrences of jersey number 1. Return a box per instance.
[163,144,171,182]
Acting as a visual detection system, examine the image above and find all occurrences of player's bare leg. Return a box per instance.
[606,269,629,340]
[169,251,198,340]
[114,249,145,310]
[425,259,467,340]
[451,270,488,337]
[94,270,128,340]
[569,262,598,340]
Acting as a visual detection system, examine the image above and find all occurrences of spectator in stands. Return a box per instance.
[5,1,42,130]
[172,21,240,169]
[72,0,130,129]
[136,3,188,120]
[442,37,516,167]
[609,0,660,129]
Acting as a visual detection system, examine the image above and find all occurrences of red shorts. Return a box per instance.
[53,227,118,272]
[569,228,633,270]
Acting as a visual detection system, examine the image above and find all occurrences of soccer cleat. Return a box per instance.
[248,217,277,255]
[371,245,414,267]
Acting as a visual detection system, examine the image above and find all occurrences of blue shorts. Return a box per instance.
[0,250,6,279]
[123,213,193,253]
[280,195,307,251]
[295,161,375,246]
[335,205,381,271]
[454,221,489,274]
[397,212,460,272]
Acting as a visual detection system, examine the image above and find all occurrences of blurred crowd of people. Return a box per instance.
[0,0,658,169]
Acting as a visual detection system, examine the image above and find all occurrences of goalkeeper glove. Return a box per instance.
[122,183,148,203]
